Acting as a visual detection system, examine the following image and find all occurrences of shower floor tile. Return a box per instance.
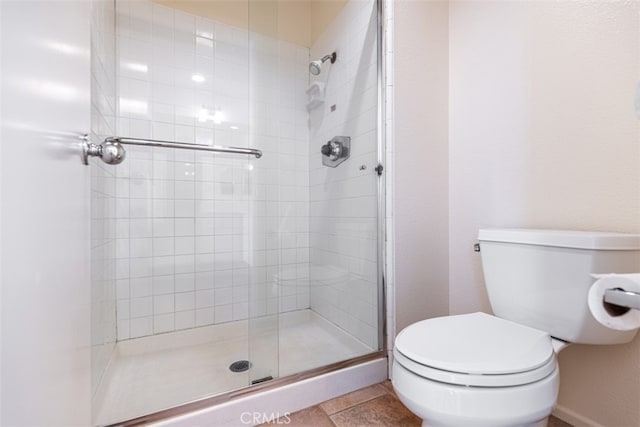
[278,309,372,377]
[94,309,373,425]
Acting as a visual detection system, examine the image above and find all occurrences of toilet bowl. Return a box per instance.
[392,312,560,427]
[392,229,640,427]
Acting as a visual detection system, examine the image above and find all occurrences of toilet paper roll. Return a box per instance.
[588,274,640,331]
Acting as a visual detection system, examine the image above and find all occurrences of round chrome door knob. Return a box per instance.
[81,136,127,165]
[100,139,126,165]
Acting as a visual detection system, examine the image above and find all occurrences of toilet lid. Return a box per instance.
[395,312,554,376]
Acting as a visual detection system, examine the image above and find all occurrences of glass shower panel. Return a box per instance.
[246,0,381,384]
[306,0,381,368]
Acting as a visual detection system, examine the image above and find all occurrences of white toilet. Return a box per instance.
[392,229,640,427]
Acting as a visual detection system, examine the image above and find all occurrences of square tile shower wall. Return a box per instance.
[249,33,311,318]
[114,0,309,340]
[308,0,379,350]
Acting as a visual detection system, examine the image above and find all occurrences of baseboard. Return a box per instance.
[553,405,606,427]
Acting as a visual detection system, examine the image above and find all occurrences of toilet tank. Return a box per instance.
[478,229,640,345]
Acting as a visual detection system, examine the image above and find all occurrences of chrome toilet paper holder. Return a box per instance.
[603,288,640,314]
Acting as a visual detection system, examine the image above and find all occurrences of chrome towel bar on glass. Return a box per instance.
[81,136,262,165]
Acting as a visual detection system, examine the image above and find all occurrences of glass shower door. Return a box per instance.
[246,0,382,386]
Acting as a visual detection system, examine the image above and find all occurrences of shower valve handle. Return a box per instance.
[321,136,350,168]
[321,141,341,160]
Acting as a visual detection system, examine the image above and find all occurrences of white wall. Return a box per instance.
[393,0,449,334]
[448,1,640,425]
[0,1,92,425]
[308,0,379,349]
[392,1,640,424]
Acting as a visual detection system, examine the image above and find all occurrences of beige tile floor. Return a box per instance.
[265,381,574,427]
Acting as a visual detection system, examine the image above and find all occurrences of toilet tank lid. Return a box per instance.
[478,228,640,250]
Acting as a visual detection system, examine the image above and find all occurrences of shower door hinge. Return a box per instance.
[375,164,384,176]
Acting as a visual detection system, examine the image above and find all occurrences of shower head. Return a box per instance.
[309,60,323,76]
[309,52,337,75]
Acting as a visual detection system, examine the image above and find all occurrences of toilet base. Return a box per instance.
[393,359,559,427]
[421,418,547,427]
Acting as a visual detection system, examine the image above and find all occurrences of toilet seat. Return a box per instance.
[394,312,556,387]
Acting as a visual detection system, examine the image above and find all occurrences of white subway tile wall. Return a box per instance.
[114,0,310,340]
[91,0,118,397]
[309,0,379,349]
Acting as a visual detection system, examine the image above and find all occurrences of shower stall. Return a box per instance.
[89,0,384,424]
